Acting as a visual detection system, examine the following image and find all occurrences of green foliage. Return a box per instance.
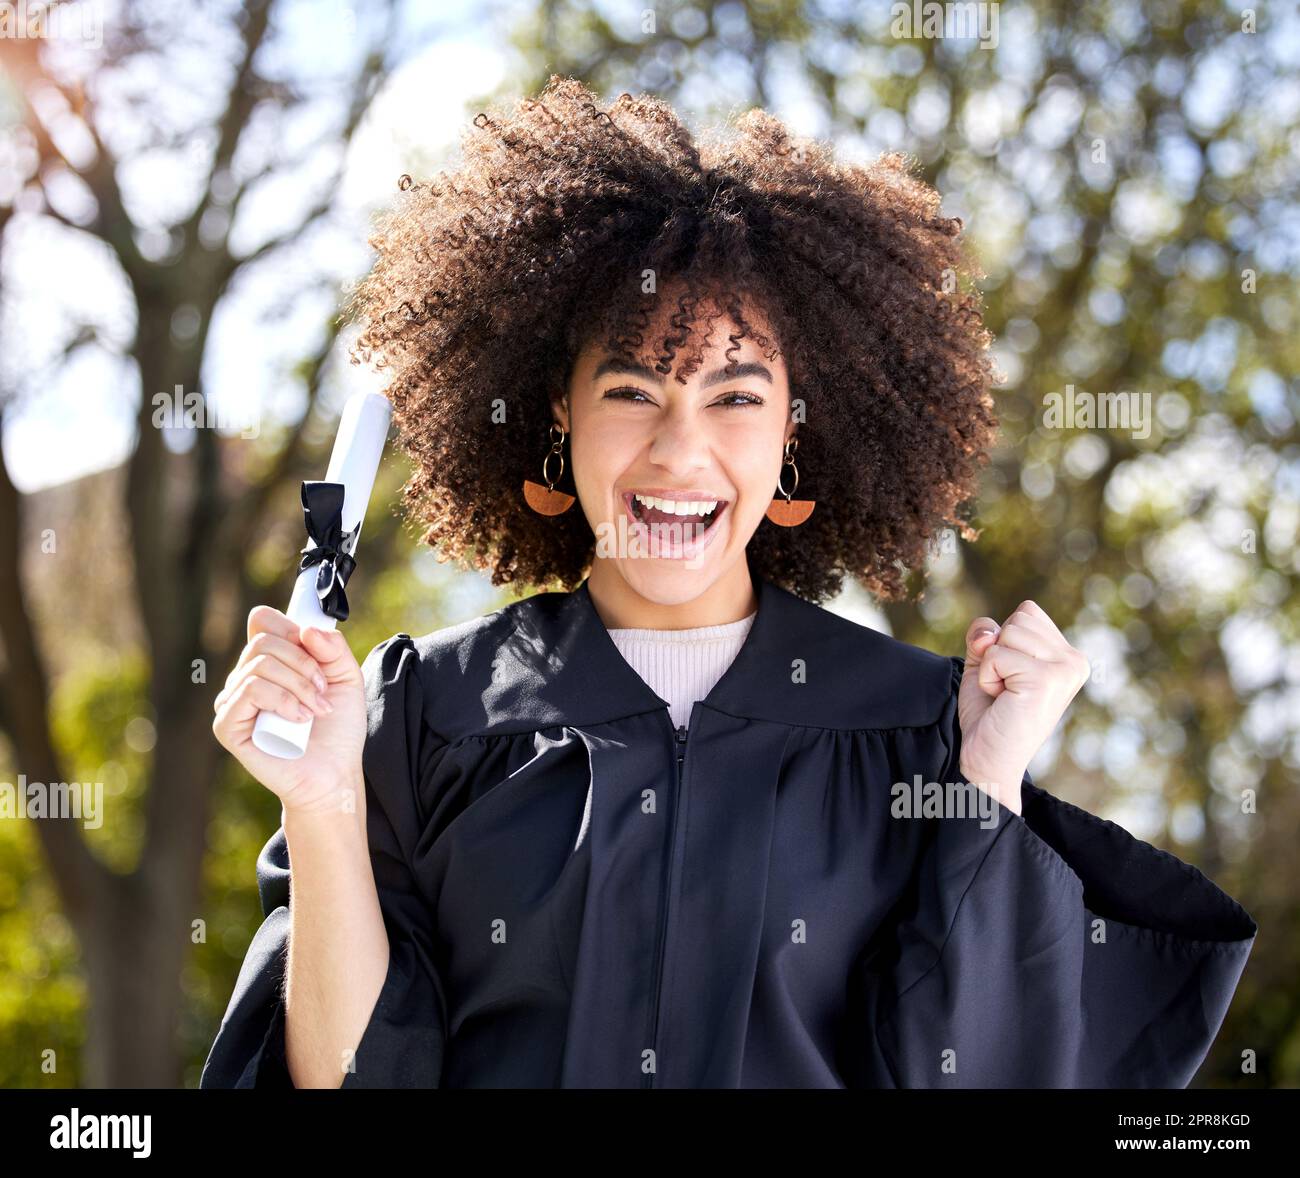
[0,650,153,1086]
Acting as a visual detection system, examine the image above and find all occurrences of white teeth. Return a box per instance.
[633,493,720,516]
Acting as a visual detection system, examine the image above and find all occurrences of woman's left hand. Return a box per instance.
[956,601,1091,816]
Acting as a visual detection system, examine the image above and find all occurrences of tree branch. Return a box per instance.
[218,1,398,283]
[181,0,276,251]
[0,408,107,923]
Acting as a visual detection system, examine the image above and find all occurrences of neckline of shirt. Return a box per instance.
[605,611,757,642]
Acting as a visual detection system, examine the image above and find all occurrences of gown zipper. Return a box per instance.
[644,716,689,1088]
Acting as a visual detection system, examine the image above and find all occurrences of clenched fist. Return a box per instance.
[957,600,1091,816]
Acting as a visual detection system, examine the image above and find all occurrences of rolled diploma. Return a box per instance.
[250,391,392,760]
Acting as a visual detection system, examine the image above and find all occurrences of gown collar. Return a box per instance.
[566,566,782,724]
[452,555,955,735]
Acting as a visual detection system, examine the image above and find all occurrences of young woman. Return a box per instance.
[202,78,1255,1089]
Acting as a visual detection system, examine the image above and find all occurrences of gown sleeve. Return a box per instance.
[199,633,448,1088]
[854,654,1257,1089]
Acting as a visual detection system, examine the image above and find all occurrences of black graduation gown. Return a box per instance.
[200,571,1257,1088]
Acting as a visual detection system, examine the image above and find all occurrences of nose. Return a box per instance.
[646,404,710,475]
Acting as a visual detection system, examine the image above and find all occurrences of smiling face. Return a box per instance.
[554,292,794,609]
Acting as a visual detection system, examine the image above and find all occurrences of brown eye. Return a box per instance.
[604,387,654,403]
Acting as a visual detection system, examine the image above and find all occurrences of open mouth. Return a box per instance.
[624,491,728,537]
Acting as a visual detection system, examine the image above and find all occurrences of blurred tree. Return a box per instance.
[0,0,463,1085]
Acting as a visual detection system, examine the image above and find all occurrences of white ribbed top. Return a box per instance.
[605,611,757,730]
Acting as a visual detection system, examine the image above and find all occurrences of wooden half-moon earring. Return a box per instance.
[765,436,816,527]
[522,423,576,515]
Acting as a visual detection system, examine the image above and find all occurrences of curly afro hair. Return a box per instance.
[347,75,999,605]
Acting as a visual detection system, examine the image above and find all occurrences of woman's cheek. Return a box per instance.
[570,441,619,524]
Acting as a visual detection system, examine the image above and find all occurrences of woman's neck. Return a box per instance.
[585,559,758,630]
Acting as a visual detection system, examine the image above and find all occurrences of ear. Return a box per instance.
[551,392,571,433]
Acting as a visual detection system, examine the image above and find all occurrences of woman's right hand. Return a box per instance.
[212,605,368,815]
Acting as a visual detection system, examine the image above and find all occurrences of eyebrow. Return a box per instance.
[591,357,773,389]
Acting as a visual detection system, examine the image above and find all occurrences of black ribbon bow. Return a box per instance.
[297,481,360,621]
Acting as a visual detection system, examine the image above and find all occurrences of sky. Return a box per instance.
[0,0,516,493]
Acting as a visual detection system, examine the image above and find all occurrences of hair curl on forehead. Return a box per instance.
[346,75,999,604]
